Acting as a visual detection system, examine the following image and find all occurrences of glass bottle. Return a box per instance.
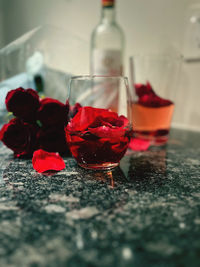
[90,0,125,76]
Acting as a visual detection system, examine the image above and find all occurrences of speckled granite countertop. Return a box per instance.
[0,128,200,267]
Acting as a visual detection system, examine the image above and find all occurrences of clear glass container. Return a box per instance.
[66,75,133,170]
[130,55,181,145]
[90,0,124,75]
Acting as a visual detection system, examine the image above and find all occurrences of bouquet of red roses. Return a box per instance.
[0,87,71,158]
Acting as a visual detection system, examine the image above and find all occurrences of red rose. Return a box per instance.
[37,98,69,127]
[135,82,173,107]
[66,106,131,165]
[37,127,70,155]
[0,118,38,158]
[6,87,40,122]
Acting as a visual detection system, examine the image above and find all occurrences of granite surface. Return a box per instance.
[0,128,200,267]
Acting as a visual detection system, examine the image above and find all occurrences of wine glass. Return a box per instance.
[65,75,133,170]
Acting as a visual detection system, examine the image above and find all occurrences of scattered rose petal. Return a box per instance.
[129,138,150,151]
[32,149,65,173]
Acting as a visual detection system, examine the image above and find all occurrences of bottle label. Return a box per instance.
[102,0,115,7]
[92,49,122,76]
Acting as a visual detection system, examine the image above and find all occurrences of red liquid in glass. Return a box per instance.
[66,129,131,170]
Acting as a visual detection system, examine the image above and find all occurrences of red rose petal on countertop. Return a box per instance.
[32,149,65,173]
[129,138,150,151]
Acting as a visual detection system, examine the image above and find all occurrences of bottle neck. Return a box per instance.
[101,6,116,24]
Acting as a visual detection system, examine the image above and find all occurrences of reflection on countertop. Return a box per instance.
[0,128,200,267]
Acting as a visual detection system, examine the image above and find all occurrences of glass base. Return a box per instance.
[78,162,119,170]
[134,130,169,146]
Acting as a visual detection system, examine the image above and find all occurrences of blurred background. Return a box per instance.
[0,0,200,130]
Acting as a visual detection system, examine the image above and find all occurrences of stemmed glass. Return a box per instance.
[66,75,133,170]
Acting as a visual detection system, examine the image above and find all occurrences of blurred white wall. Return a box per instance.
[0,0,200,130]
[0,0,5,48]
[0,0,189,55]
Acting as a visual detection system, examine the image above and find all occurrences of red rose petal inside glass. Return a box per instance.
[88,126,126,139]
[32,149,65,173]
[135,82,173,108]
[69,102,82,118]
[111,136,130,154]
[129,138,150,151]
[138,94,173,107]
[66,106,132,169]
[68,106,119,132]
[135,81,155,98]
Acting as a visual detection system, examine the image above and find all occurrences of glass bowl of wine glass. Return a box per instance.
[65,75,133,170]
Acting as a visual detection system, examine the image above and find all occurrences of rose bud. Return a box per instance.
[37,98,69,127]
[37,127,70,155]
[6,87,40,122]
[0,118,38,158]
